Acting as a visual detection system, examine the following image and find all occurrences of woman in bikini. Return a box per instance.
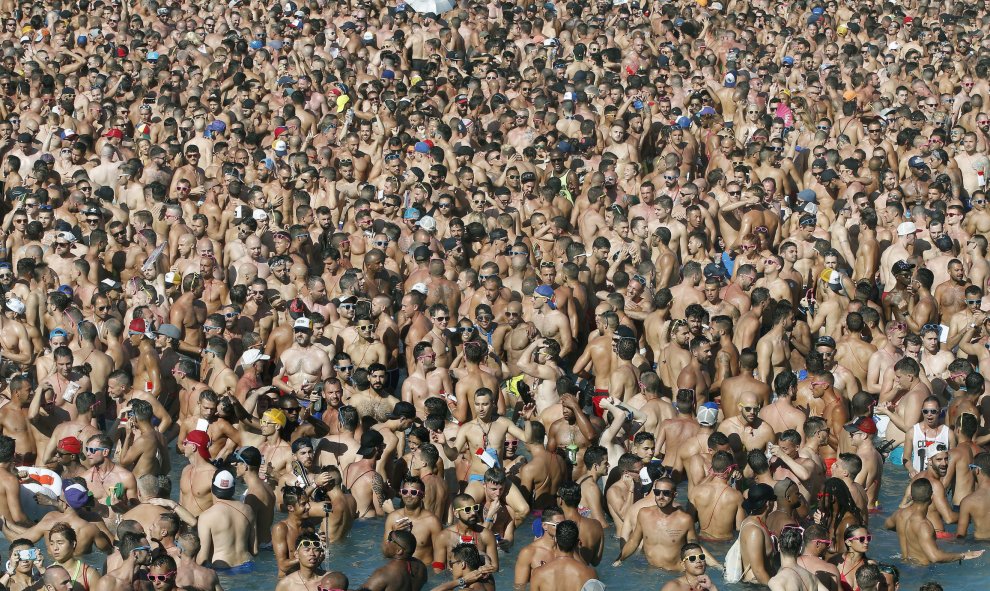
[831,525,876,591]
[46,522,102,591]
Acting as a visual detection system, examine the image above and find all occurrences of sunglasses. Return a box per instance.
[297,539,324,549]
[653,488,674,497]
[339,304,355,310]
[847,534,872,543]
[147,572,176,582]
[335,365,354,371]
[683,554,706,563]
[456,503,482,514]
[400,488,424,497]
[85,446,108,454]
[740,405,761,412]
[921,409,939,415]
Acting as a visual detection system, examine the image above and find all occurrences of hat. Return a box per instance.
[442,237,460,251]
[897,221,917,236]
[403,207,422,220]
[815,335,837,348]
[382,70,395,80]
[799,215,817,228]
[240,349,271,365]
[358,430,385,456]
[263,408,287,428]
[164,271,181,286]
[104,128,124,139]
[155,324,180,340]
[842,90,857,101]
[386,401,417,421]
[697,403,719,427]
[414,141,431,154]
[698,106,717,117]
[50,328,68,341]
[253,209,269,221]
[742,483,775,513]
[64,483,90,509]
[413,245,432,261]
[336,95,350,113]
[797,189,817,203]
[183,430,211,460]
[147,51,159,61]
[274,140,288,155]
[908,155,927,169]
[819,170,839,182]
[703,262,726,280]
[782,56,794,65]
[338,294,357,304]
[820,269,842,290]
[844,416,878,436]
[230,446,262,468]
[293,317,313,331]
[212,470,235,490]
[417,216,437,232]
[128,318,147,335]
[534,285,557,309]
[5,299,25,315]
[615,325,636,340]
[521,172,537,183]
[893,260,916,274]
[57,436,82,454]
[100,278,121,292]
[410,282,429,296]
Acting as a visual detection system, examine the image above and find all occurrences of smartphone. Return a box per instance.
[63,382,80,403]
[18,549,37,561]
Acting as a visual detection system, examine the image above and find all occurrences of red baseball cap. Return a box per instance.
[843,417,878,436]
[104,128,123,139]
[183,430,211,460]
[57,437,82,454]
[128,317,147,335]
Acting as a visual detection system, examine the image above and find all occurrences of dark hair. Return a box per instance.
[555,520,579,552]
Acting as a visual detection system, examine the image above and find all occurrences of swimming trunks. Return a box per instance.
[468,474,485,483]
[212,560,256,575]
[888,445,904,467]
[824,457,838,477]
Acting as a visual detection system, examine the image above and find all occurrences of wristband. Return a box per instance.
[432,561,445,571]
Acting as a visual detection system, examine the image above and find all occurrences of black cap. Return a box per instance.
[520,172,536,183]
[357,430,385,456]
[893,260,916,274]
[386,401,417,421]
[614,325,636,340]
[231,446,262,468]
[742,483,775,514]
[703,263,725,280]
[815,335,836,349]
[819,169,839,182]
[489,228,509,241]
[16,133,32,143]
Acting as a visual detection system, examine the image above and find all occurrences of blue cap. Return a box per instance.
[262,157,275,170]
[57,285,73,297]
[277,76,295,87]
[673,17,684,27]
[50,328,68,340]
[724,72,736,88]
[414,141,431,154]
[698,106,716,116]
[658,55,670,68]
[403,208,421,220]
[249,39,263,50]
[797,189,817,202]
[908,155,926,169]
[534,285,557,309]
[382,70,395,79]
[207,120,226,133]
[812,6,825,14]
[147,51,159,61]
[557,140,573,153]
[77,35,87,45]
[782,56,794,65]
[676,116,692,129]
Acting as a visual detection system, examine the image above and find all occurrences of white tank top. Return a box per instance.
[911,423,951,473]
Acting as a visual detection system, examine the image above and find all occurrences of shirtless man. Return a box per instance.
[661,543,719,591]
[885,478,983,565]
[81,433,138,515]
[530,285,573,358]
[435,389,533,482]
[197,469,257,570]
[383,475,443,568]
[179,430,217,517]
[957,451,990,540]
[738,483,777,584]
[275,318,333,401]
[529,521,597,591]
[757,302,795,384]
[403,342,454,420]
[274,531,339,591]
[361,529,427,591]
[768,528,819,591]
[514,507,565,589]
[689,451,745,542]
[517,422,567,510]
[613,476,702,571]
[719,392,777,468]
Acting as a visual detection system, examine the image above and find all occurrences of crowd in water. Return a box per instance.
[2,0,990,589]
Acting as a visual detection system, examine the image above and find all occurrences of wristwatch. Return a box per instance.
[457,577,467,589]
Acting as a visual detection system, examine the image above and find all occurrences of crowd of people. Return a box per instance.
[0,0,988,589]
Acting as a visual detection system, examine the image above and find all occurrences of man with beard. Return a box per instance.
[530,520,598,591]
[384,475,443,569]
[613,477,705,571]
[435,389,534,483]
[719,392,776,468]
[897,445,957,538]
[275,318,332,401]
[437,494,498,570]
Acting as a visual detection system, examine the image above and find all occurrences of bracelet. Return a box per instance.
[432,561,445,571]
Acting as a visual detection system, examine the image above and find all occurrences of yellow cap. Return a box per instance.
[263,408,287,427]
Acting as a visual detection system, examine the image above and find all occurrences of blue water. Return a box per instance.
[8,449,988,589]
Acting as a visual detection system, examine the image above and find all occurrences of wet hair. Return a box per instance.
[555,520,579,552]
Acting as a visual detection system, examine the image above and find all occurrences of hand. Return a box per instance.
[466,565,496,583]
[611,559,622,567]
[520,403,536,419]
[875,402,891,416]
[146,497,177,509]
[393,517,413,531]
[695,574,714,591]
[966,549,985,560]
[314,472,332,487]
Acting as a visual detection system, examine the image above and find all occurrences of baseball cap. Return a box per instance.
[183,430,211,460]
[57,436,82,454]
[5,299,25,315]
[293,318,313,332]
[893,260,916,274]
[410,283,429,296]
[164,271,181,286]
[155,324,181,340]
[128,318,147,335]
[263,408,287,427]
[241,349,271,365]
[358,430,385,456]
[696,404,719,427]
[908,155,927,169]
[64,483,90,509]
[844,416,878,436]
[212,470,235,490]
[797,189,817,203]
[50,328,68,340]
[230,446,262,468]
[897,222,918,236]
[417,216,437,232]
[385,401,417,421]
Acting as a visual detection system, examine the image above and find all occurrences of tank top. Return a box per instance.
[910,423,951,473]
